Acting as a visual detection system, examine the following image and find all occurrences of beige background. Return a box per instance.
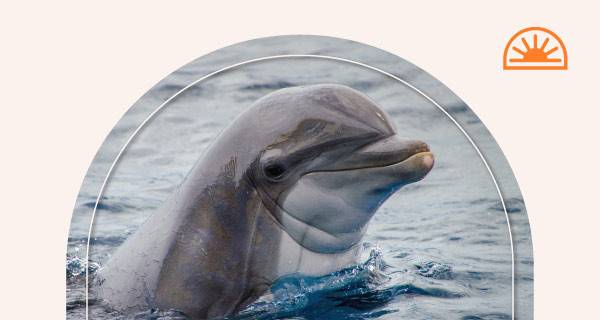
[1,1,598,318]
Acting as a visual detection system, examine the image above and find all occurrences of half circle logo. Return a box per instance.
[503,27,567,70]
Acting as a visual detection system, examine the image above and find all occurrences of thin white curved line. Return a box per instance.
[85,54,514,319]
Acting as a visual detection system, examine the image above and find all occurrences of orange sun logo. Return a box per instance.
[503,27,567,70]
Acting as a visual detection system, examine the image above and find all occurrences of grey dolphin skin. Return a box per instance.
[95,84,434,319]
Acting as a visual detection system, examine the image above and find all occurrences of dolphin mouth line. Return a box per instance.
[303,145,431,176]
[302,135,431,175]
[308,151,432,175]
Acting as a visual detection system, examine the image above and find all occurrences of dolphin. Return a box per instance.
[95,84,434,319]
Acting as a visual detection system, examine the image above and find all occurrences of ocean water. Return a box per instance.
[66,36,533,319]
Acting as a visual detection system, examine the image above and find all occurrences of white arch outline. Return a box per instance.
[84,54,514,319]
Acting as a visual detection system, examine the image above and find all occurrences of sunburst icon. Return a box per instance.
[503,27,567,70]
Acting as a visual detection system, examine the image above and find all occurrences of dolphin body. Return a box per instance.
[95,84,434,319]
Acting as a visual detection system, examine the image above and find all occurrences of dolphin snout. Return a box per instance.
[333,135,431,170]
[359,135,429,156]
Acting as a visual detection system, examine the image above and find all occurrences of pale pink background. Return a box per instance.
[2,1,599,318]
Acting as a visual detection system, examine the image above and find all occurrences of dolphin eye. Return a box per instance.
[264,164,285,179]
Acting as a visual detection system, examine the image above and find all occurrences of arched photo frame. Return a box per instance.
[66,35,533,320]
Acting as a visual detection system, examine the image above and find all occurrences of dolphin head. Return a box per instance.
[234,84,434,253]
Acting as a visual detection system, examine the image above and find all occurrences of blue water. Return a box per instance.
[66,36,533,319]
